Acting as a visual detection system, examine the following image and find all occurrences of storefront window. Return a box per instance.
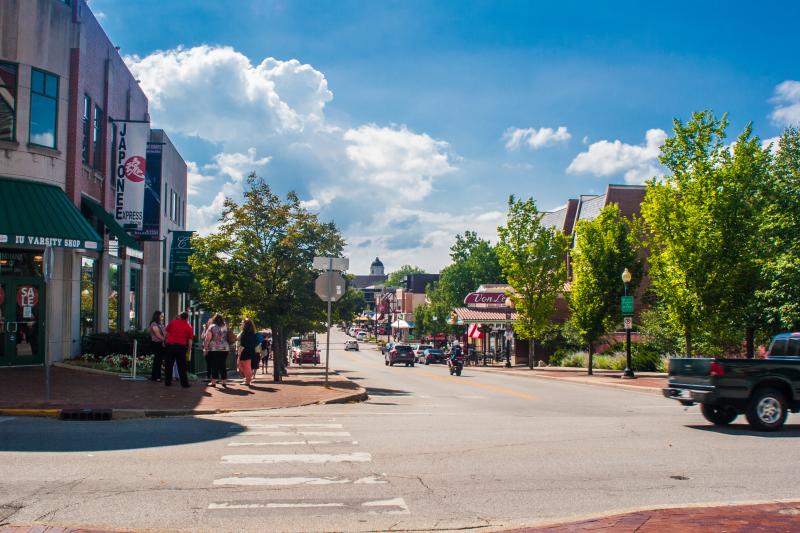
[129,268,141,330]
[80,257,96,337]
[0,62,18,141]
[0,251,43,277]
[29,68,59,149]
[108,263,120,332]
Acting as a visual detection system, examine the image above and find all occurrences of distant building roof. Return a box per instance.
[352,274,387,289]
[371,257,384,267]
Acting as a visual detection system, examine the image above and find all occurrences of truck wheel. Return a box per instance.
[745,387,788,431]
[700,404,738,426]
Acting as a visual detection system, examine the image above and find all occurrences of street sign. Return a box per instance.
[623,316,633,330]
[313,256,349,272]
[315,271,346,302]
[621,295,634,316]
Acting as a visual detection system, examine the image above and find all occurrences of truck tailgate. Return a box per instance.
[668,358,713,386]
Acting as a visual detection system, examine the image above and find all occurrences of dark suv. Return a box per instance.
[386,344,415,367]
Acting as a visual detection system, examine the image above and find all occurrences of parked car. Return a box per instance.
[413,344,433,361]
[386,344,415,367]
[356,331,368,341]
[420,348,445,365]
[344,340,359,351]
[663,332,800,431]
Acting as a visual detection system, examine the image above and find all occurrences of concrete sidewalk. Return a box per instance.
[509,500,800,532]
[0,364,366,418]
[467,365,667,394]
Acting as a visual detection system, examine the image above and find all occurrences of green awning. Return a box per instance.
[0,177,102,251]
[81,196,141,251]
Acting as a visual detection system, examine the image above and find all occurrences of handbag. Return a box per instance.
[227,329,237,345]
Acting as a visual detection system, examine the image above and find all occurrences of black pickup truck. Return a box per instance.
[663,332,800,431]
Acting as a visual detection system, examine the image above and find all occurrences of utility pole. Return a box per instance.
[313,256,348,389]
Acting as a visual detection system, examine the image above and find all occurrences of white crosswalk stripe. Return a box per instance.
[210,417,409,517]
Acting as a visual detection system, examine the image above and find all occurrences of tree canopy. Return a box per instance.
[386,265,425,288]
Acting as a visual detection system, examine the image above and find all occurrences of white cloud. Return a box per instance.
[503,126,571,151]
[567,128,667,184]
[770,80,800,126]
[343,124,456,201]
[761,136,782,154]
[187,148,270,234]
[125,45,333,144]
[186,161,215,196]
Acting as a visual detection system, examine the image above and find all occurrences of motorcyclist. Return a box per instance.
[448,340,463,369]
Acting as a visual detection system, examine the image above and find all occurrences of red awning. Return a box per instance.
[453,307,517,324]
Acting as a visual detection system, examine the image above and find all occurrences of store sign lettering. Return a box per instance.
[114,121,150,229]
[463,292,509,305]
[10,235,93,248]
[17,286,38,307]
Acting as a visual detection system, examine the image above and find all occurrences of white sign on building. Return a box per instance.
[114,120,150,229]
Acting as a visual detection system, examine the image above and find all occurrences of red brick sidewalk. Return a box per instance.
[0,365,365,416]
[509,501,800,532]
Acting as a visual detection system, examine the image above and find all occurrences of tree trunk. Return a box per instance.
[746,327,755,359]
[528,339,534,370]
[587,342,594,376]
[684,328,692,358]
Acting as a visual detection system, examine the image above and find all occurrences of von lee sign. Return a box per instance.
[114,121,150,230]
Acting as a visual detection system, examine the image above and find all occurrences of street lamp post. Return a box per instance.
[505,309,512,368]
[622,268,635,379]
[431,315,437,347]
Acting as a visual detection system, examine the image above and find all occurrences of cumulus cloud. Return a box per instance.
[566,129,667,184]
[186,148,270,234]
[343,124,456,201]
[770,80,800,126]
[126,45,333,143]
[503,126,571,151]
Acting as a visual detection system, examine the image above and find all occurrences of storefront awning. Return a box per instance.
[81,196,141,251]
[0,177,102,251]
[453,307,517,325]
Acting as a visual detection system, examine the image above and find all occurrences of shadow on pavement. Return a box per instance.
[366,387,411,396]
[686,424,800,437]
[0,417,245,452]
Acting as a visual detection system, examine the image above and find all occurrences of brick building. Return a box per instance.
[0,0,188,367]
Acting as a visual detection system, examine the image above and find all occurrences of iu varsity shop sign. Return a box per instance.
[114,120,150,229]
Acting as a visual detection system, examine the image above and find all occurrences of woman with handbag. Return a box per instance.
[203,314,230,387]
[148,311,166,382]
[237,318,259,387]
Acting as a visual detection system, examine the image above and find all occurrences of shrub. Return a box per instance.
[593,353,627,371]
[631,344,663,372]
[549,347,569,367]
[561,352,587,368]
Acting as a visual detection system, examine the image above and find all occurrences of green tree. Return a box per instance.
[386,265,425,288]
[497,196,568,368]
[641,111,770,356]
[569,203,642,374]
[758,128,800,334]
[332,284,366,325]
[190,174,344,380]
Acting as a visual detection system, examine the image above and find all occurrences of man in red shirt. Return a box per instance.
[164,311,194,387]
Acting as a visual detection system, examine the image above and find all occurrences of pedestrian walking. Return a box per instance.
[203,314,230,387]
[164,311,194,388]
[237,318,259,387]
[259,330,271,375]
[148,311,166,382]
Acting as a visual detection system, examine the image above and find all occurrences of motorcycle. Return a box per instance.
[449,355,464,376]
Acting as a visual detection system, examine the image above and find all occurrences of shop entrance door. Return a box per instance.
[0,278,45,367]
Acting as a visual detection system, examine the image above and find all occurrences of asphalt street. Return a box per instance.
[1,329,799,532]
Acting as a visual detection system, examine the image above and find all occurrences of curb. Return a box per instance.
[0,408,61,418]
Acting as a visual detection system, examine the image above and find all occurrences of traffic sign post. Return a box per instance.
[314,257,348,388]
[623,316,633,330]
[621,296,634,316]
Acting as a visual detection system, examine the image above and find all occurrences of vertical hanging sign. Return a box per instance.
[114,120,150,229]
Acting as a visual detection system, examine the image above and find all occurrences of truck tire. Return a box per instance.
[700,404,738,426]
[745,387,788,431]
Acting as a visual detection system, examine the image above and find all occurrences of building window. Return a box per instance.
[0,62,18,142]
[93,105,103,171]
[129,268,141,330]
[80,257,97,337]
[108,263,120,332]
[29,69,58,149]
[82,95,90,163]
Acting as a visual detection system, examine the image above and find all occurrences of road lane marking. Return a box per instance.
[228,440,357,446]
[221,452,372,464]
[414,368,537,401]
[208,497,407,513]
[213,475,387,486]
[233,423,343,429]
[227,431,351,437]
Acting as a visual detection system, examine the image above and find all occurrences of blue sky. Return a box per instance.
[92,0,800,273]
